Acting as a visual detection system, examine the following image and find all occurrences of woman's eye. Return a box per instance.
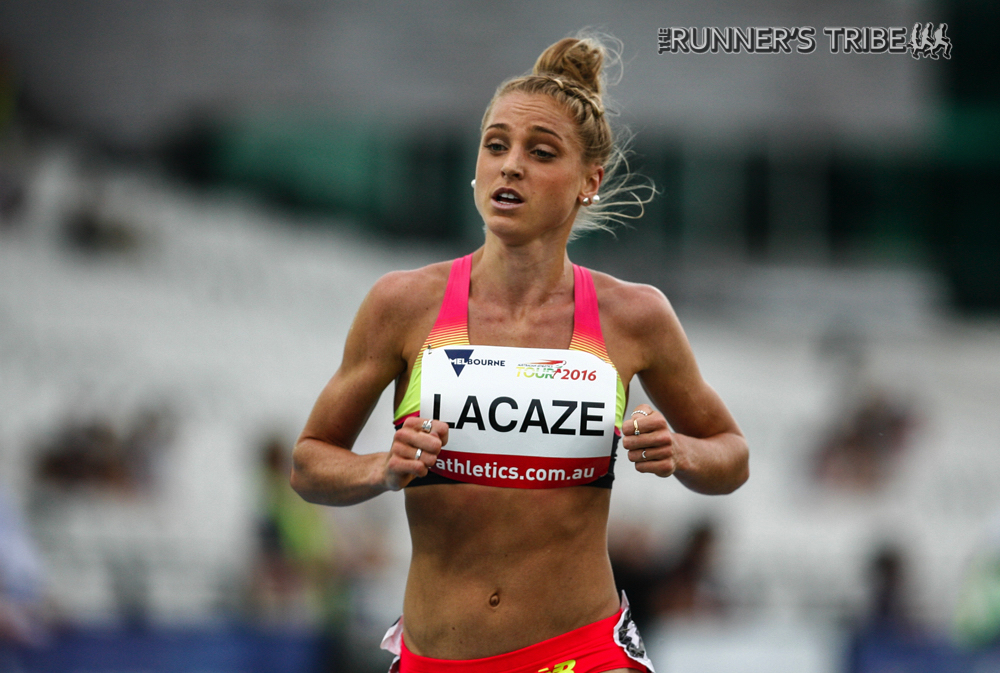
[485,142,506,152]
[533,149,555,159]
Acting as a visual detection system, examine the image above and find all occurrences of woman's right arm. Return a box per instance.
[290,269,448,506]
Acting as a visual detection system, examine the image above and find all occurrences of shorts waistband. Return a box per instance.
[400,608,625,673]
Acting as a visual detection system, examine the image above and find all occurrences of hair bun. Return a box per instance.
[532,37,605,97]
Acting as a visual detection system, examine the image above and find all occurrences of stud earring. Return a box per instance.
[471,179,476,188]
[592,194,601,203]
[582,196,591,206]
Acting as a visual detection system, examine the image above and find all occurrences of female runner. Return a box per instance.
[291,33,749,673]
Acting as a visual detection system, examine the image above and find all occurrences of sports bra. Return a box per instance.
[393,254,626,489]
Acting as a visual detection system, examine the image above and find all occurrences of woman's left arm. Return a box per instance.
[611,282,749,495]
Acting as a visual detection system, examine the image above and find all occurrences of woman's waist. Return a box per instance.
[401,562,619,659]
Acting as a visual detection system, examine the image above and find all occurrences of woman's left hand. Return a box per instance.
[623,404,680,478]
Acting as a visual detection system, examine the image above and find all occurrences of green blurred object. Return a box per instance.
[265,464,332,566]
[955,554,1000,648]
[936,105,1000,168]
[198,112,471,240]
[932,0,1000,312]
[929,104,1000,313]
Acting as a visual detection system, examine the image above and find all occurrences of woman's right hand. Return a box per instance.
[383,417,449,490]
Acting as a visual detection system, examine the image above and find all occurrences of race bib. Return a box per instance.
[420,345,618,488]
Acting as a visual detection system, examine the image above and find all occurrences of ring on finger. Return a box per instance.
[633,418,640,436]
[631,410,649,417]
[414,448,423,461]
[421,419,433,433]
[642,450,647,460]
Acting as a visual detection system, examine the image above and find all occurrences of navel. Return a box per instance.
[489,591,501,608]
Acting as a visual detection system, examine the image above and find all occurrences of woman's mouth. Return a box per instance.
[491,188,524,210]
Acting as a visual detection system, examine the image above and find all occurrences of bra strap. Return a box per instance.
[425,253,472,349]
[569,264,611,364]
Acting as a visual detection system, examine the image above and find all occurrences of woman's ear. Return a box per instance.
[584,164,604,199]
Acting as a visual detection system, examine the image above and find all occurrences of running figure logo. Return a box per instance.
[908,23,952,59]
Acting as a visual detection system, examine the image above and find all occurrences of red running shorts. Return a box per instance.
[381,592,654,673]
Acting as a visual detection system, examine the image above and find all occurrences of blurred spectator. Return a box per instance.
[955,512,1000,649]
[814,391,917,490]
[36,418,128,491]
[251,435,349,671]
[609,523,668,633]
[30,406,174,630]
[0,167,25,232]
[652,521,724,619]
[0,45,26,234]
[0,486,47,656]
[0,45,15,137]
[610,520,724,632]
[865,545,913,633]
[848,544,920,673]
[123,406,175,491]
[62,205,141,255]
[34,406,174,496]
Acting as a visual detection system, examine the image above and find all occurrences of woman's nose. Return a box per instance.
[501,153,524,179]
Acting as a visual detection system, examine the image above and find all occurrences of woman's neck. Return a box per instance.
[473,236,573,310]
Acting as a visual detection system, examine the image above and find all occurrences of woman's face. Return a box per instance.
[475,92,602,244]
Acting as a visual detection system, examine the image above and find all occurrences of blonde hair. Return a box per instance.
[481,31,655,239]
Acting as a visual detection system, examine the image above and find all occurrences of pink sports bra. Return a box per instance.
[394,254,626,489]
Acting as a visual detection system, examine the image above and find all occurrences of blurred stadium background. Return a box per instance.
[1,1,999,671]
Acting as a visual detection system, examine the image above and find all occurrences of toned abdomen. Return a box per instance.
[401,483,620,659]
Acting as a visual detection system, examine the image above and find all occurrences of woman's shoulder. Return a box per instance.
[588,269,677,336]
[362,259,454,329]
[370,259,452,301]
[588,268,690,378]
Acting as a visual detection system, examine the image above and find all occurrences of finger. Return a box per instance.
[624,409,666,439]
[626,442,677,465]
[621,428,673,453]
[407,444,426,463]
[401,459,430,477]
[406,430,443,455]
[629,403,654,418]
[388,440,438,471]
[383,454,429,487]
[422,418,448,447]
[392,426,444,455]
[628,404,657,435]
[635,458,677,478]
[631,448,677,475]
[403,417,449,446]
[627,446,673,464]
[404,417,445,435]
[403,416,436,433]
